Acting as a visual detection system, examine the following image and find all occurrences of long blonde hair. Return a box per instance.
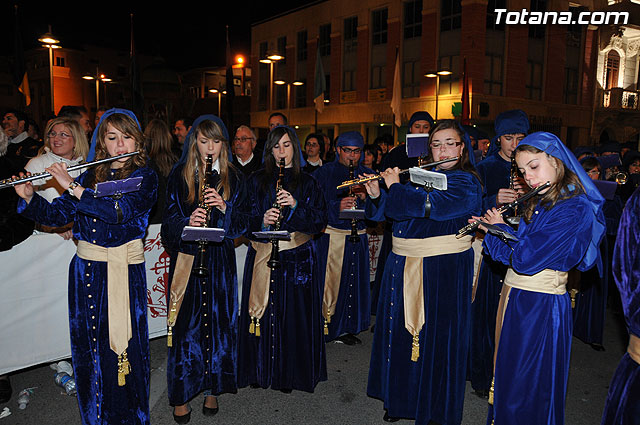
[43,117,89,161]
[182,120,232,204]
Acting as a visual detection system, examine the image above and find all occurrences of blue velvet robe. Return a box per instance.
[366,170,482,424]
[18,166,158,425]
[161,164,248,405]
[470,152,511,392]
[237,168,328,392]
[483,195,596,425]
[601,187,640,425]
[312,161,374,340]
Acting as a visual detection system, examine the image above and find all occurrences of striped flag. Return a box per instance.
[390,49,402,128]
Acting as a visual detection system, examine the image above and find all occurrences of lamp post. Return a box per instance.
[259,53,284,115]
[274,80,304,121]
[83,69,112,111]
[424,69,452,121]
[38,26,60,114]
[208,89,227,116]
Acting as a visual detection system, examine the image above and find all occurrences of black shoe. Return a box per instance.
[249,383,261,389]
[202,397,219,416]
[334,334,362,346]
[370,324,375,333]
[590,343,606,352]
[280,388,292,394]
[0,377,11,404]
[383,411,399,422]
[173,408,191,424]
[472,389,489,399]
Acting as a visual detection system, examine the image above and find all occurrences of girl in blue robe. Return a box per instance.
[237,126,328,392]
[365,120,482,424]
[475,132,605,425]
[601,186,640,425]
[15,109,157,425]
[161,115,248,422]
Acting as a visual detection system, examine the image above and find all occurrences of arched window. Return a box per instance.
[605,50,620,89]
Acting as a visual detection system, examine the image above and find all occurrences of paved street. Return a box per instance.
[1,310,628,424]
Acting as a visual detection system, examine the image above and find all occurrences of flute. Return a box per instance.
[0,151,140,189]
[455,181,551,239]
[336,156,459,189]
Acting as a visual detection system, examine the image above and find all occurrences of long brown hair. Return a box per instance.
[89,113,146,186]
[425,119,481,184]
[182,120,232,204]
[515,144,585,223]
[260,126,302,193]
[144,119,178,177]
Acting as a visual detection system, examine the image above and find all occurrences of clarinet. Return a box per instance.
[267,158,286,269]
[192,155,214,278]
[509,156,520,217]
[347,160,360,243]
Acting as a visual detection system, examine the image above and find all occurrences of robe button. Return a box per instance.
[87,284,90,287]
[350,273,353,276]
[352,251,355,255]
[93,219,96,222]
[92,240,96,243]
[399,230,402,234]
[93,338,96,341]
[92,229,96,233]
[86,273,90,277]
[88,295,92,298]
[391,287,394,291]
[390,302,393,306]
[88,262,91,266]
[93,349,96,352]
[92,316,95,319]
[203,302,206,306]
[207,348,210,351]
[90,305,94,309]
[204,313,207,317]
[535,211,539,214]
[203,291,206,295]
[205,323,208,327]
[92,326,96,330]
[392,274,395,277]
[390,316,393,319]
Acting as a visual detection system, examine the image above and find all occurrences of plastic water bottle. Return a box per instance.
[17,388,35,409]
[54,372,77,396]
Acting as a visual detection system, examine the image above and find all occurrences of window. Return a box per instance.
[403,60,420,98]
[486,0,506,30]
[55,56,65,67]
[295,79,307,107]
[343,70,355,91]
[372,9,388,45]
[526,60,543,100]
[259,41,268,59]
[438,55,460,94]
[277,36,287,63]
[404,0,422,39]
[564,67,578,104]
[344,16,358,53]
[319,24,331,56]
[528,0,546,39]
[484,54,503,96]
[297,31,308,61]
[604,50,620,89]
[371,66,386,89]
[441,0,461,31]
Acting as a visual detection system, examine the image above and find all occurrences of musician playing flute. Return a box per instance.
[473,132,605,425]
[161,115,248,423]
[469,109,529,398]
[365,120,482,424]
[14,109,157,425]
[313,131,375,345]
[237,125,328,393]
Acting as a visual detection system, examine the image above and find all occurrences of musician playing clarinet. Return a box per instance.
[364,120,481,424]
[469,109,529,398]
[237,125,328,393]
[313,131,375,345]
[14,109,157,425]
[161,115,248,423]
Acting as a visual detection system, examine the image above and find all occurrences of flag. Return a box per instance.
[461,57,470,125]
[12,5,30,106]
[225,25,236,133]
[313,44,326,113]
[130,14,143,119]
[390,49,402,128]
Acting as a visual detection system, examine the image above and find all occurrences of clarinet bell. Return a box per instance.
[267,240,281,269]
[348,233,360,243]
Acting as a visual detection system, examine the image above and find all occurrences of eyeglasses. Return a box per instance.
[586,169,601,176]
[430,141,462,150]
[48,131,72,139]
[340,147,362,154]
[233,136,255,142]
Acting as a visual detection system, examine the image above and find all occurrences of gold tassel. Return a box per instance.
[569,289,578,308]
[167,326,173,347]
[249,317,255,334]
[323,319,329,335]
[117,351,131,387]
[255,320,261,337]
[488,377,495,405]
[410,334,420,362]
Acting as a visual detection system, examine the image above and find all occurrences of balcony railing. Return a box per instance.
[602,88,640,110]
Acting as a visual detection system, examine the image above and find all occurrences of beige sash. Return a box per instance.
[166,252,195,347]
[629,334,640,365]
[76,239,145,386]
[321,226,367,334]
[392,234,473,361]
[247,232,311,335]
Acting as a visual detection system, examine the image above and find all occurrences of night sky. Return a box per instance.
[1,1,319,71]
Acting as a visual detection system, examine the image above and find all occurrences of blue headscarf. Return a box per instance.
[263,125,306,167]
[177,114,232,166]
[408,111,434,133]
[487,109,530,157]
[336,131,364,148]
[518,131,605,273]
[87,108,142,162]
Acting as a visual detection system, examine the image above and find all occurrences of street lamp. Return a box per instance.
[259,53,284,113]
[274,80,304,119]
[83,70,111,111]
[208,88,227,116]
[424,70,452,121]
[38,26,60,114]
